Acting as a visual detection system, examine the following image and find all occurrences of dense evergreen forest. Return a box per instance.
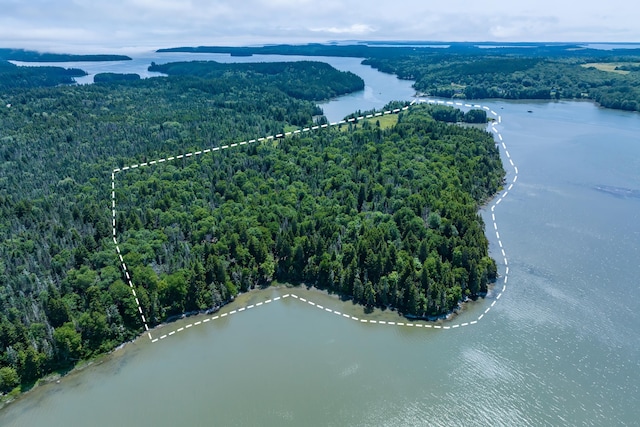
[148,61,364,101]
[0,60,86,90]
[93,73,141,83]
[163,43,640,112]
[0,58,502,397]
[363,55,640,112]
[114,103,502,325]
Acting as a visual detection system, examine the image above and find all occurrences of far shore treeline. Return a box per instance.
[0,58,502,396]
[0,48,131,62]
[162,43,640,112]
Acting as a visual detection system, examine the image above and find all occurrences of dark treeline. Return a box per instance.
[0,60,86,91]
[94,73,141,83]
[158,44,406,58]
[615,64,640,72]
[149,61,364,101]
[0,48,131,62]
[157,42,640,59]
[423,106,487,124]
[0,60,502,396]
[345,103,488,124]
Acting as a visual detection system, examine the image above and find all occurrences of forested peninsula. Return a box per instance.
[0,60,86,90]
[0,58,501,398]
[148,60,365,101]
[0,48,133,90]
[0,48,131,62]
[162,43,640,112]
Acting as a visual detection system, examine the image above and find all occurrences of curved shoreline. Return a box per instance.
[111,98,517,344]
[1,100,515,410]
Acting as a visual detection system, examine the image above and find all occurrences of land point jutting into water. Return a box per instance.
[1,44,639,426]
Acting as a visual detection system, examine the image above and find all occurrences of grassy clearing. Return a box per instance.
[581,62,632,75]
[366,113,398,129]
[336,113,399,132]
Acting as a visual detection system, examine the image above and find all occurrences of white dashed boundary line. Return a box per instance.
[111,99,516,342]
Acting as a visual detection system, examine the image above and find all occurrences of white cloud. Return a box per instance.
[311,24,376,35]
[0,0,637,52]
[489,16,559,40]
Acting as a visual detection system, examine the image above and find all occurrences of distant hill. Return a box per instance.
[0,48,131,62]
[156,42,640,59]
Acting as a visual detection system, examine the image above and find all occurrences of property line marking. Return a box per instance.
[111,98,517,342]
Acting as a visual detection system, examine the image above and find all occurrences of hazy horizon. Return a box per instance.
[1,0,638,54]
[2,41,640,57]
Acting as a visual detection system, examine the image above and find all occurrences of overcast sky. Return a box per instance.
[0,0,637,53]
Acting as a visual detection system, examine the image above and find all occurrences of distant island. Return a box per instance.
[158,43,640,113]
[148,60,364,101]
[0,48,131,62]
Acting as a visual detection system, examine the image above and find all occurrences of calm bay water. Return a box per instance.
[2,55,639,426]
